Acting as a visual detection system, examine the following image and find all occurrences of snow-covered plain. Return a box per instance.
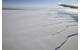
[2,7,78,50]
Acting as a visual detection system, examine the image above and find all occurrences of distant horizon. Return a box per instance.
[3,0,78,8]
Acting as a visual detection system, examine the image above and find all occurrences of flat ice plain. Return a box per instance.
[2,7,78,50]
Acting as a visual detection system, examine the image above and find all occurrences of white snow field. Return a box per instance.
[2,7,78,50]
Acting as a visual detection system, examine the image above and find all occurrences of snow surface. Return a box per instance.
[2,7,78,50]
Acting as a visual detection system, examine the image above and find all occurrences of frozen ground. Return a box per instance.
[2,7,78,50]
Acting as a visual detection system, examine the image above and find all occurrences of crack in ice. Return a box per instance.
[55,33,78,50]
